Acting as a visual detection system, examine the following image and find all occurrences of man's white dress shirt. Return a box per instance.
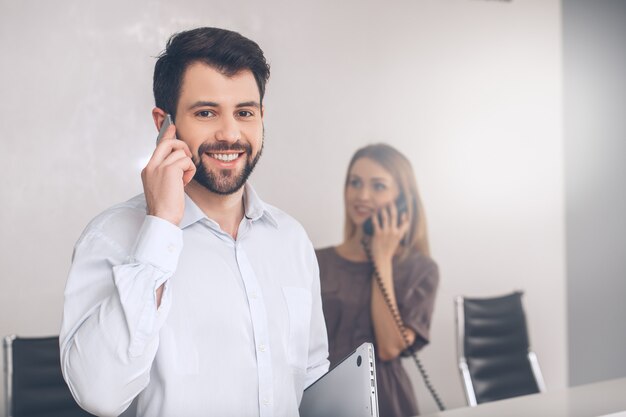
[60,183,329,417]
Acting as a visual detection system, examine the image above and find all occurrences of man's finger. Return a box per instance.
[151,138,192,165]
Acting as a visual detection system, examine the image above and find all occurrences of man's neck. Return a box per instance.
[185,180,245,239]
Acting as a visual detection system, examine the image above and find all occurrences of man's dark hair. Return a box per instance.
[153,27,270,118]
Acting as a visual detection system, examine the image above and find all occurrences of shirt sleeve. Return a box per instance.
[396,255,440,353]
[60,215,182,417]
[304,242,330,389]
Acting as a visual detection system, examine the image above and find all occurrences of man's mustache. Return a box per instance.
[198,141,252,156]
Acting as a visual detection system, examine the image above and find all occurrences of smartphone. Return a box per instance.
[156,114,175,144]
[363,194,408,236]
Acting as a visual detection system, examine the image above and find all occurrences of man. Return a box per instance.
[60,27,329,417]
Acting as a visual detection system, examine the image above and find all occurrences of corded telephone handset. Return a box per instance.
[362,195,446,411]
[362,195,409,237]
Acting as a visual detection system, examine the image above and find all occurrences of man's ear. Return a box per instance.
[261,105,266,119]
[152,107,167,131]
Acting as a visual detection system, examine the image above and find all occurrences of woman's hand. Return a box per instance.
[369,201,410,265]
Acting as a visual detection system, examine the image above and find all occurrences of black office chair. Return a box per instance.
[3,335,94,417]
[454,291,546,406]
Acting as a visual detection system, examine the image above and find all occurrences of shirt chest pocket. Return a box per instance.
[282,286,312,371]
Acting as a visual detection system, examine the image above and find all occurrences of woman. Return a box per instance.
[316,143,439,417]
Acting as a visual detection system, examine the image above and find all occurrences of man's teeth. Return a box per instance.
[210,153,239,162]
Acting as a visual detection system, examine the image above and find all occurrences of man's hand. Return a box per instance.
[141,125,196,226]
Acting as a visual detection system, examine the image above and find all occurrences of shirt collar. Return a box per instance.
[179,183,278,229]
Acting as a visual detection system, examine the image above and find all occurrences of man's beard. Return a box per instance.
[192,137,263,195]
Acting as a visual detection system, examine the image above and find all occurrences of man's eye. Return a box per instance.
[238,110,254,118]
[196,110,215,118]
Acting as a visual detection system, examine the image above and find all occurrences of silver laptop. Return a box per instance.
[299,342,379,417]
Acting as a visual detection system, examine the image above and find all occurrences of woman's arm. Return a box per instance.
[370,256,417,361]
[367,202,417,361]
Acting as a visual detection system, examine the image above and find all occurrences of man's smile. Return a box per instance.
[207,152,244,162]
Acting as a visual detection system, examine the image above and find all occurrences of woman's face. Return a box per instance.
[345,157,400,226]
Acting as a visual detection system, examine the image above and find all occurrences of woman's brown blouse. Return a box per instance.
[315,247,439,417]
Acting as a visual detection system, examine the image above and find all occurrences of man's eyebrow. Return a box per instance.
[236,101,260,109]
[187,101,260,110]
[188,101,219,110]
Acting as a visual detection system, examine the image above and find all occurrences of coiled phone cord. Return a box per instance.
[362,238,446,412]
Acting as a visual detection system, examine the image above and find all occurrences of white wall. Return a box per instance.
[0,0,565,414]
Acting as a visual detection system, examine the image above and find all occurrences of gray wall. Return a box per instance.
[1,0,567,414]
[564,0,626,386]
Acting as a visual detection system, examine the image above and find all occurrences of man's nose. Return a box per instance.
[215,115,241,143]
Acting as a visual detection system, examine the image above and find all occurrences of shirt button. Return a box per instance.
[263,398,271,406]
[259,344,266,352]
[250,291,258,299]
[167,244,176,253]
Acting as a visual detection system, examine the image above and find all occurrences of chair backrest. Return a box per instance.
[454,292,546,406]
[3,335,94,417]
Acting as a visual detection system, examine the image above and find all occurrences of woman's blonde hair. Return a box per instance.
[344,143,430,258]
